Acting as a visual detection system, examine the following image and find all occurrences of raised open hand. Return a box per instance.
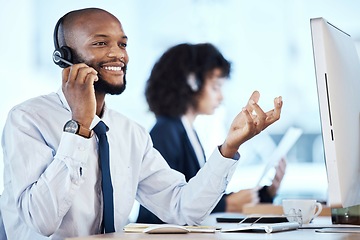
[220,91,283,158]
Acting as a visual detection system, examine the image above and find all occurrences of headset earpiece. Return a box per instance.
[52,46,73,68]
[187,45,202,92]
[187,73,200,92]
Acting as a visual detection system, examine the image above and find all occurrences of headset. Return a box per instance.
[52,15,74,68]
[187,73,200,92]
[186,45,201,92]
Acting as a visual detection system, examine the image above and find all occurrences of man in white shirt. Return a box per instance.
[0,7,283,240]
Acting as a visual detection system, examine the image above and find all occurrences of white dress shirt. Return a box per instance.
[0,88,238,240]
[181,116,206,167]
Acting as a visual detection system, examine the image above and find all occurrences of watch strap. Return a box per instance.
[77,124,93,138]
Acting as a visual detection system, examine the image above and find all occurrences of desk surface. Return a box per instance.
[67,229,360,240]
[67,217,360,240]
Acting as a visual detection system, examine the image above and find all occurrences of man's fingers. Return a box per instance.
[263,96,283,127]
[250,90,260,103]
[245,90,260,112]
[272,96,283,118]
[241,107,255,128]
[63,63,98,85]
[249,99,267,125]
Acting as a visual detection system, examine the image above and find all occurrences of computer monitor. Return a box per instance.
[310,17,360,208]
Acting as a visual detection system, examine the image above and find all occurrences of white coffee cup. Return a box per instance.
[282,199,323,224]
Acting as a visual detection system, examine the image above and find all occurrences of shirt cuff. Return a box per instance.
[206,147,239,181]
[56,132,93,162]
[217,145,240,160]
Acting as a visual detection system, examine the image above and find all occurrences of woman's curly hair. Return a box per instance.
[145,43,231,117]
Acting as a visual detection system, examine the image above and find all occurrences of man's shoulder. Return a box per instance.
[9,92,60,114]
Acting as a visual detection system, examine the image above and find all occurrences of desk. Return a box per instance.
[242,203,332,216]
[67,229,360,240]
[67,217,360,240]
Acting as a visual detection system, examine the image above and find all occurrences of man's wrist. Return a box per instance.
[63,120,93,138]
[77,123,93,138]
[219,143,239,159]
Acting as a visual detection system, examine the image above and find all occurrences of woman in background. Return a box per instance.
[137,43,286,223]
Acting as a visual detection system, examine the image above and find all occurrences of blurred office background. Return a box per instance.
[1,0,360,214]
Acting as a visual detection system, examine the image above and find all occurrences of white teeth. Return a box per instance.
[104,66,122,71]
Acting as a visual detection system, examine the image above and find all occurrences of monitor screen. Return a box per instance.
[310,17,360,208]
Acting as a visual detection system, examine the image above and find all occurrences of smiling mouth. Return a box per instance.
[103,66,123,72]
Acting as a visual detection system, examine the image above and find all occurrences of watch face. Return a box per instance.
[64,120,79,133]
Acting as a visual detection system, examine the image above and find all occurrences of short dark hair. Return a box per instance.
[145,43,231,117]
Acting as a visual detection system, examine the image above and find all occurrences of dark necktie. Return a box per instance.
[93,121,115,233]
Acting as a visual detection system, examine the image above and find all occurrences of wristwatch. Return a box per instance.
[63,120,93,138]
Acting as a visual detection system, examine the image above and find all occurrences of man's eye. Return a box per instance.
[94,42,106,46]
[119,43,127,48]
